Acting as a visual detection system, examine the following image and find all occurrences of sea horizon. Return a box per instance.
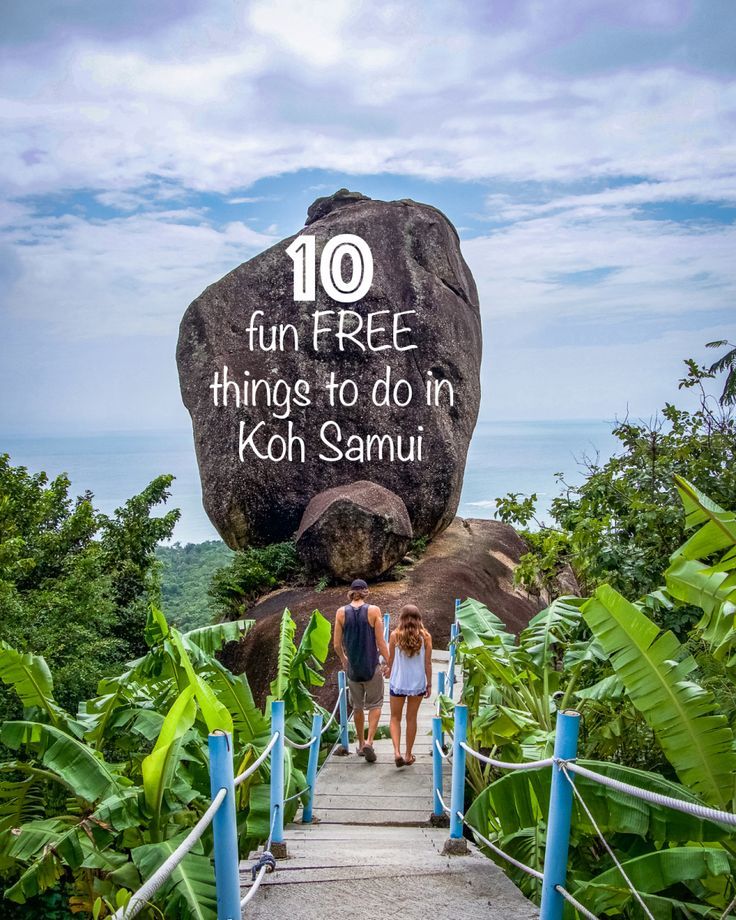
[2,419,621,545]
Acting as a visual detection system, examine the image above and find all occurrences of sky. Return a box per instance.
[1,0,735,434]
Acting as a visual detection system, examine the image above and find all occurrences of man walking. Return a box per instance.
[334,578,389,763]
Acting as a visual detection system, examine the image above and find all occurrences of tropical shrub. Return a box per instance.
[454,477,736,917]
[0,457,179,713]
[209,542,305,619]
[0,604,335,918]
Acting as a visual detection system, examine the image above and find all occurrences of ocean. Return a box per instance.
[2,421,619,545]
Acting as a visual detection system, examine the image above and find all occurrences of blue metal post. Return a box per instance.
[302,713,322,824]
[383,612,390,646]
[540,710,581,920]
[448,703,468,839]
[208,731,241,920]
[270,700,285,847]
[337,670,350,751]
[432,715,444,817]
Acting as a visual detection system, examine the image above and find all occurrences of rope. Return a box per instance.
[113,788,227,920]
[285,734,317,750]
[284,784,310,803]
[435,789,451,815]
[560,765,656,920]
[461,743,554,772]
[320,687,344,735]
[560,760,736,827]
[456,809,543,880]
[720,891,736,919]
[556,885,600,920]
[434,739,450,760]
[234,732,280,789]
[241,805,280,909]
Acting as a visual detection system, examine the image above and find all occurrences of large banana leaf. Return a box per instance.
[666,557,736,619]
[141,685,197,826]
[582,584,736,807]
[132,834,216,920]
[673,476,736,561]
[0,771,45,834]
[0,642,67,727]
[201,658,268,740]
[184,618,254,656]
[292,610,330,686]
[171,629,233,735]
[457,597,516,650]
[466,760,733,847]
[573,846,731,916]
[270,608,297,701]
[5,818,85,903]
[1,721,122,804]
[520,597,584,669]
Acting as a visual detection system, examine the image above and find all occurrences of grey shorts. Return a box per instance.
[348,666,384,711]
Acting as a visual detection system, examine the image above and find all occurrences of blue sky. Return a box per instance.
[1,0,735,433]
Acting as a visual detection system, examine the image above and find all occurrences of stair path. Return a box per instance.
[240,649,537,919]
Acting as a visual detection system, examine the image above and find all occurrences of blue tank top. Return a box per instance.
[342,603,379,682]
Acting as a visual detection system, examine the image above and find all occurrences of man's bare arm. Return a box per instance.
[334,609,348,669]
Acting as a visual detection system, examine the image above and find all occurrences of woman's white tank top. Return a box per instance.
[390,637,426,695]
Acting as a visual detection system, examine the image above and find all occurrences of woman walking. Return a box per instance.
[386,605,432,767]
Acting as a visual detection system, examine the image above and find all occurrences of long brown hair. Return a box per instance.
[395,605,424,656]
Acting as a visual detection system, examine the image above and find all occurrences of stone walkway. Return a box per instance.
[240,650,537,919]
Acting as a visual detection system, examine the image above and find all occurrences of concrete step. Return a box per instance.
[240,826,537,920]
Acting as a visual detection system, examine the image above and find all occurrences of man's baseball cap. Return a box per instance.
[350,578,368,591]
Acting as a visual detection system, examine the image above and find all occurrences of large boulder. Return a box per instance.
[296,480,413,580]
[219,518,551,708]
[177,189,482,549]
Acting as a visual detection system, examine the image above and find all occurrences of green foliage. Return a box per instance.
[495,352,736,633]
[208,542,304,619]
[454,478,736,917]
[0,605,335,917]
[156,541,234,633]
[0,455,179,713]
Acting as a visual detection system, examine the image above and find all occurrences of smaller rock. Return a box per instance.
[296,481,413,581]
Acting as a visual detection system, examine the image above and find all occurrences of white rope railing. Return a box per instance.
[320,687,344,735]
[556,885,600,920]
[113,788,228,920]
[560,760,736,827]
[434,738,451,760]
[560,765,656,920]
[456,809,543,880]
[461,742,553,771]
[285,734,317,750]
[234,732,280,789]
[436,788,451,815]
[241,805,280,910]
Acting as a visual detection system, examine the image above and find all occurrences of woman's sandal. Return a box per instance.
[403,755,416,766]
[394,756,405,767]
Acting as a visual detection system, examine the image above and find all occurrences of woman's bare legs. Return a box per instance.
[390,695,405,759]
[404,695,423,762]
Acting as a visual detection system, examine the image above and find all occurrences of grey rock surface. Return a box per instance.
[295,480,413,579]
[177,189,482,549]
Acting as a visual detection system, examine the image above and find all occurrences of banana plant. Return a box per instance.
[456,480,736,916]
[0,604,336,917]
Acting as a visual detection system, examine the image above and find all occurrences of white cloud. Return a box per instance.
[1,210,277,337]
[0,3,733,198]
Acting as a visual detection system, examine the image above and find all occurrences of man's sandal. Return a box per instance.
[394,756,405,767]
[403,755,416,766]
[363,745,377,763]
